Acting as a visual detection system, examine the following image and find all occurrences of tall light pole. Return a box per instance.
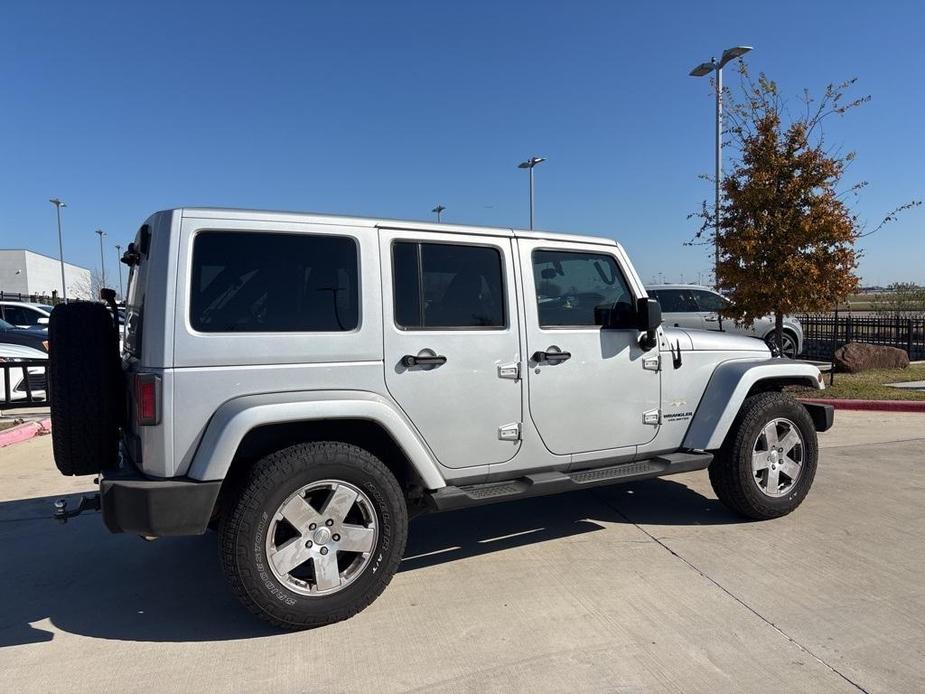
[432,204,446,223]
[95,229,107,292]
[49,198,68,302]
[690,45,752,290]
[114,244,124,301]
[517,156,546,230]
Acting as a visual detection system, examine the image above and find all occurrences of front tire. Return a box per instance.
[219,442,408,630]
[709,392,818,520]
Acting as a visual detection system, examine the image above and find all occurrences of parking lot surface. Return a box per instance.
[1,411,923,693]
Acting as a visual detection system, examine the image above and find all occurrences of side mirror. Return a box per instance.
[37,317,49,326]
[636,297,661,350]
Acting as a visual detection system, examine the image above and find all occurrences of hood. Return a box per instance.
[661,327,771,354]
[0,343,48,360]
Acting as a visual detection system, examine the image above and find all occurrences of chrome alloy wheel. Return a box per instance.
[752,418,804,497]
[265,480,378,596]
[765,332,798,358]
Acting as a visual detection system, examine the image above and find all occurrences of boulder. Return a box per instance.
[834,342,909,373]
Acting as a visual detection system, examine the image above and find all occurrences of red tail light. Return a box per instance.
[134,373,161,426]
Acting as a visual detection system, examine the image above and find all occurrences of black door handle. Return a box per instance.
[401,354,447,367]
[532,350,571,363]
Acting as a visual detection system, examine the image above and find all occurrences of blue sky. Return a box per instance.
[1,0,923,287]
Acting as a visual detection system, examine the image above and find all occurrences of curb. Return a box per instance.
[0,417,52,447]
[800,398,925,413]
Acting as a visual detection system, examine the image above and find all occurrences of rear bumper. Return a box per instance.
[101,462,221,537]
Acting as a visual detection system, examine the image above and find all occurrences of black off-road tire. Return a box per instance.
[709,391,818,520]
[48,302,124,476]
[219,442,408,630]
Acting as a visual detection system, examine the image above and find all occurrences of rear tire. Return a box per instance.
[709,392,817,520]
[48,302,123,476]
[219,442,408,630]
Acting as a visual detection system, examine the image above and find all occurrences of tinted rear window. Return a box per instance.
[190,231,359,332]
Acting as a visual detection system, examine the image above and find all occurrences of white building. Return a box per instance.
[0,249,92,300]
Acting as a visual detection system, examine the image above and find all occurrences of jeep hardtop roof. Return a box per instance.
[169,207,621,249]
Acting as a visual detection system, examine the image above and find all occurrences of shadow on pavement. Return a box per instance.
[0,477,740,646]
[402,477,742,571]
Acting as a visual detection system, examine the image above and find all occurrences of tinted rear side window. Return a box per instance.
[652,289,697,312]
[392,241,505,329]
[190,231,359,332]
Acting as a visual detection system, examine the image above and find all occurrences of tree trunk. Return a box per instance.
[775,310,784,358]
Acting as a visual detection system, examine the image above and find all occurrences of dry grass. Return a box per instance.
[789,364,925,401]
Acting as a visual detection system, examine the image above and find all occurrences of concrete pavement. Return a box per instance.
[0,412,923,693]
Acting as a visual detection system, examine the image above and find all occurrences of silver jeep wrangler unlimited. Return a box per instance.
[48,208,832,629]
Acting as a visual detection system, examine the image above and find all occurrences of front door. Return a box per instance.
[690,288,729,332]
[380,229,522,469]
[519,240,660,455]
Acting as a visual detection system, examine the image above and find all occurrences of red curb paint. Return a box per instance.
[800,398,925,413]
[0,417,51,447]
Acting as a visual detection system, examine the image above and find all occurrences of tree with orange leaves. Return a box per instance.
[692,64,919,354]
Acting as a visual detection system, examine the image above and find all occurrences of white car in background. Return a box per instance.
[646,285,804,358]
[0,301,53,329]
[0,343,48,403]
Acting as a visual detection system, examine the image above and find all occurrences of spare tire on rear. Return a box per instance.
[49,302,124,476]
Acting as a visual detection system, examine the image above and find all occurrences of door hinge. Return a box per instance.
[498,422,522,441]
[642,409,661,426]
[497,362,520,380]
[643,354,661,372]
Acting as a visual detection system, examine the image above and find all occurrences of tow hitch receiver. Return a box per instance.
[53,494,101,523]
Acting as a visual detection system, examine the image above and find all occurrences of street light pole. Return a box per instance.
[431,204,446,223]
[95,229,107,292]
[689,45,752,290]
[517,156,546,230]
[114,244,124,300]
[48,198,68,302]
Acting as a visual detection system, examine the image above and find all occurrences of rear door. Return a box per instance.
[380,230,522,469]
[519,240,660,455]
[652,288,703,330]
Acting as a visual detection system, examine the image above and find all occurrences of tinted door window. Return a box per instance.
[652,289,698,313]
[392,242,505,329]
[532,250,632,327]
[692,289,729,312]
[3,306,41,326]
[190,231,359,332]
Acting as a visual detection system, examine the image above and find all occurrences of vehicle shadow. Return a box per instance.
[403,477,743,571]
[0,477,741,646]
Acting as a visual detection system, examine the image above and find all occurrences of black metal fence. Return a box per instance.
[0,291,64,305]
[799,314,925,361]
[1,359,48,406]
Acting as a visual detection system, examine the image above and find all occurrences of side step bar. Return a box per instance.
[427,452,713,512]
